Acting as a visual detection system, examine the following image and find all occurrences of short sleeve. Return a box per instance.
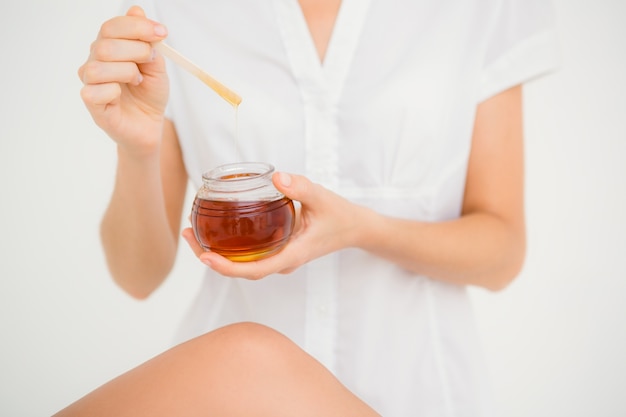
[479,0,560,102]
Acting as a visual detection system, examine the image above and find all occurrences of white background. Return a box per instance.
[1,0,624,416]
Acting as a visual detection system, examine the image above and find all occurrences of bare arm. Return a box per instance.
[79,7,188,298]
[100,120,188,298]
[360,85,525,290]
[190,85,525,291]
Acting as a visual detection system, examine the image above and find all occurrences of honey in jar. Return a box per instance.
[191,162,295,262]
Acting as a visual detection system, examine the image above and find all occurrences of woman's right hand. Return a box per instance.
[78,5,170,156]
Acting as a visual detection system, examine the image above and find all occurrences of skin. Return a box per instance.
[299,0,342,62]
[79,6,185,298]
[79,3,526,296]
[72,0,526,413]
[52,322,381,417]
[193,85,525,291]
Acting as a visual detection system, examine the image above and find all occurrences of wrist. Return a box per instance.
[115,128,164,162]
[115,141,162,177]
[350,205,384,251]
[111,114,166,160]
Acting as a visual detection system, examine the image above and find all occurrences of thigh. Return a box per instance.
[53,322,381,417]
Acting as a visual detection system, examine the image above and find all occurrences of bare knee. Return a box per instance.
[213,321,282,339]
[206,322,286,345]
[190,322,297,366]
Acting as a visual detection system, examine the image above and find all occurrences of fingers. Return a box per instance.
[272,172,319,206]
[90,38,156,64]
[126,5,145,17]
[78,59,137,119]
[79,38,155,88]
[79,83,121,109]
[181,228,206,258]
[78,7,168,86]
[193,173,318,280]
[80,60,145,87]
[183,173,324,280]
[98,7,168,44]
[182,225,285,280]
[198,241,306,281]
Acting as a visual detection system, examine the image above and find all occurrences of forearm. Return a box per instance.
[359,86,527,291]
[100,147,178,299]
[195,84,525,284]
[358,208,526,291]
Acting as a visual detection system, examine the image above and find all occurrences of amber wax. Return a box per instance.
[191,162,295,262]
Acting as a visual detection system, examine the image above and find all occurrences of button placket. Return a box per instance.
[272,0,373,376]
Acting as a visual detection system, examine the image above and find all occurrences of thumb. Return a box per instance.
[273,172,318,205]
[126,5,146,17]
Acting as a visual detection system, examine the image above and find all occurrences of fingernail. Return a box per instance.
[150,47,157,61]
[154,24,168,37]
[278,172,292,187]
[201,258,212,267]
[136,73,144,85]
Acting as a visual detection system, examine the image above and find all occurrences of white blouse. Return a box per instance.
[125,0,559,415]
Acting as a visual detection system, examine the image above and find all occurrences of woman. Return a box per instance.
[66,0,559,414]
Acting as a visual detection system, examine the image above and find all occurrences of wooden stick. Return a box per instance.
[153,41,242,107]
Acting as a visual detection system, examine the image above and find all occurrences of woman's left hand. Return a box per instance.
[181,172,368,280]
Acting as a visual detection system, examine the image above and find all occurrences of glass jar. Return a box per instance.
[191,162,295,262]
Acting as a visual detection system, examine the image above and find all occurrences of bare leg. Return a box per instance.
[53,322,380,417]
